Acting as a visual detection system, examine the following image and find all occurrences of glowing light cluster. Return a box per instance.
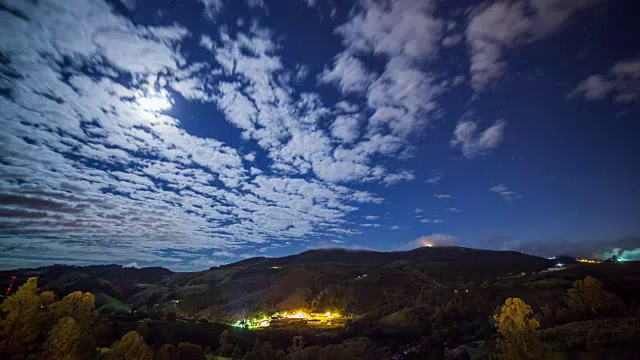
[576,258,602,264]
[232,309,342,329]
[285,311,308,319]
[421,240,434,247]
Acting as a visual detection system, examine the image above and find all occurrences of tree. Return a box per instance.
[49,291,98,329]
[136,322,150,341]
[287,336,306,360]
[0,277,53,357]
[567,276,621,318]
[216,329,234,357]
[42,316,96,360]
[540,303,555,327]
[493,298,542,360]
[337,337,375,360]
[245,337,267,360]
[231,345,244,359]
[166,312,177,324]
[176,342,204,360]
[272,349,287,360]
[153,344,175,360]
[106,331,152,360]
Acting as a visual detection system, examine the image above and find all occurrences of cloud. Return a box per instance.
[466,0,604,91]
[204,26,415,185]
[442,34,462,47]
[301,0,317,7]
[568,57,640,104]
[92,28,188,73]
[420,219,444,224]
[360,223,380,228]
[198,0,224,20]
[426,171,442,184]
[466,1,531,92]
[0,0,401,270]
[330,114,362,143]
[390,225,401,230]
[322,0,448,143]
[365,215,379,220]
[490,184,522,201]
[408,233,458,249]
[367,57,446,138]
[501,236,640,260]
[1,0,612,271]
[451,118,506,159]
[119,0,137,10]
[318,52,376,94]
[336,0,442,61]
[414,208,424,214]
[447,208,462,213]
[433,193,454,199]
[200,34,214,50]
[382,170,416,186]
[212,251,236,257]
[294,64,309,82]
[247,0,265,9]
[452,75,466,87]
[603,248,640,261]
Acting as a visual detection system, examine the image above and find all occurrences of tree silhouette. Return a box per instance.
[105,331,152,360]
[136,322,150,341]
[286,336,307,360]
[216,329,234,356]
[493,297,542,360]
[42,316,96,360]
[176,342,204,360]
[153,344,175,360]
[231,345,244,359]
[567,276,621,318]
[250,337,263,360]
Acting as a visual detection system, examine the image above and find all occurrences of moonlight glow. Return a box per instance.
[137,90,172,112]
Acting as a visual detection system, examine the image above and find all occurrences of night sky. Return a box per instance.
[1,0,639,270]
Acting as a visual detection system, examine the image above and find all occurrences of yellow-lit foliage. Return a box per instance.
[49,291,97,328]
[0,277,52,356]
[493,297,542,360]
[42,316,96,360]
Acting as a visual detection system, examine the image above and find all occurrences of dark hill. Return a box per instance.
[219,246,551,274]
[1,246,554,321]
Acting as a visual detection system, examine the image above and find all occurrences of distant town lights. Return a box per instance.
[576,258,602,264]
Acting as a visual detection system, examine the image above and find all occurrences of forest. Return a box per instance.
[1,257,639,359]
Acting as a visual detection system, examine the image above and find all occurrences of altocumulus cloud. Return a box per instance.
[466,0,606,91]
[0,0,393,269]
[0,0,526,270]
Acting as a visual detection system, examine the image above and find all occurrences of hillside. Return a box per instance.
[3,248,640,359]
[1,246,553,320]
